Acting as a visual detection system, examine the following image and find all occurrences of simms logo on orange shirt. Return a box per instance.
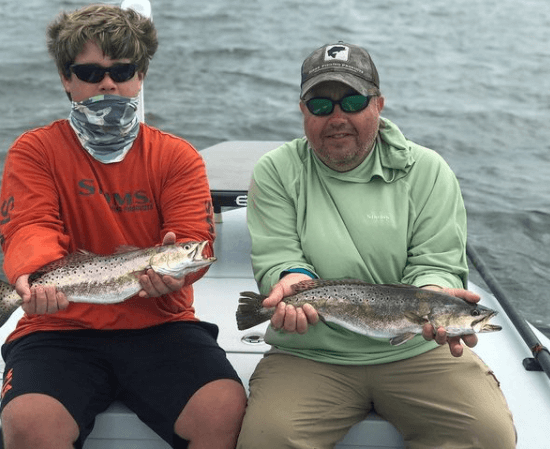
[78,179,153,212]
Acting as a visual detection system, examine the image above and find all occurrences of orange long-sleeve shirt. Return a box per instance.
[0,120,215,342]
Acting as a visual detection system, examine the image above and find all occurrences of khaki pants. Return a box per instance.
[237,346,516,449]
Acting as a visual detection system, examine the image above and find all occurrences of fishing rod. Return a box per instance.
[121,0,152,123]
[466,242,550,380]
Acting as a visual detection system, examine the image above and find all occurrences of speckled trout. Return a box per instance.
[0,241,215,327]
[236,279,501,345]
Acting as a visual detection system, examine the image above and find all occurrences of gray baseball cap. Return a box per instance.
[300,42,379,99]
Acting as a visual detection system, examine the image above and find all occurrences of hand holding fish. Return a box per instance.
[16,274,69,316]
[263,273,319,334]
[138,232,186,298]
[421,286,481,357]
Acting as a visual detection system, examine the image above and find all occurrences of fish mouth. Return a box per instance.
[193,241,216,265]
[473,311,502,333]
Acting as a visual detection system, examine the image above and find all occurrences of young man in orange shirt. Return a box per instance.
[0,5,245,448]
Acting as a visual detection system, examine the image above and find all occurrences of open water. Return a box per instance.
[0,0,549,336]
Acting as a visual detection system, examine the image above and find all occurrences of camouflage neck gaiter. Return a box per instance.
[69,94,140,164]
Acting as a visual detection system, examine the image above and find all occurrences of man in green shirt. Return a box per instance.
[237,42,516,449]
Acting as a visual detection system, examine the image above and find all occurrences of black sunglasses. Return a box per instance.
[69,63,138,83]
[305,94,372,116]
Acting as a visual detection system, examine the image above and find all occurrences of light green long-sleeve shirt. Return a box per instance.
[247,118,468,364]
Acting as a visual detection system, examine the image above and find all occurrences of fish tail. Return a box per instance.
[236,291,272,330]
[0,279,21,328]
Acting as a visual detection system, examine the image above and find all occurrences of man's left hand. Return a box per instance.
[421,286,481,357]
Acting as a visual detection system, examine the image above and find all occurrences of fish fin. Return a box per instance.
[291,278,370,294]
[75,248,95,255]
[377,283,417,289]
[114,245,141,254]
[390,332,417,346]
[128,270,147,279]
[28,252,99,283]
[0,279,23,328]
[236,291,271,330]
[404,311,428,325]
[318,314,337,330]
[28,259,66,282]
[291,279,421,294]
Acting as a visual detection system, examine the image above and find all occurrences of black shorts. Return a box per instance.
[0,321,241,448]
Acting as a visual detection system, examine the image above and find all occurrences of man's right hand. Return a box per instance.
[16,275,70,316]
[262,273,319,334]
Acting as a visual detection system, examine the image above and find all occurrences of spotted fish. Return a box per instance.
[0,241,215,327]
[236,279,501,345]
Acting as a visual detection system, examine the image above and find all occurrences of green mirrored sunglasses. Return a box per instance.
[305,94,371,116]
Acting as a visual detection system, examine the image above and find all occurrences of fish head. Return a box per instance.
[149,241,216,278]
[469,305,502,333]
[430,302,502,336]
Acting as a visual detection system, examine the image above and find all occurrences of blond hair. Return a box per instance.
[47,4,158,79]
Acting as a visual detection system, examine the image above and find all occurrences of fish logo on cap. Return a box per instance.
[325,45,349,61]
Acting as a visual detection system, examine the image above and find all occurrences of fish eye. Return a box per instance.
[471,309,481,317]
